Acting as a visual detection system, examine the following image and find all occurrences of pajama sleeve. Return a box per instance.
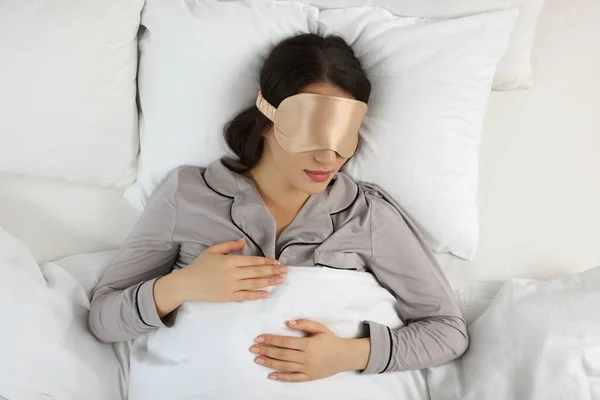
[361,192,469,374]
[88,170,180,343]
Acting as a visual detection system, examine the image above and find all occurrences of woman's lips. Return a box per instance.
[304,170,332,183]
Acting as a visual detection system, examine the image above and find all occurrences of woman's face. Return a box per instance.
[262,82,357,195]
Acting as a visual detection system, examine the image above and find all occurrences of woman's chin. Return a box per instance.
[295,179,331,195]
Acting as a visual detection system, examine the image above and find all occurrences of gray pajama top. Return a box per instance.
[89,157,468,374]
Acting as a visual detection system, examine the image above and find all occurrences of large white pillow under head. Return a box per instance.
[127,0,517,258]
[321,8,517,258]
[127,0,317,206]
[284,0,546,90]
[0,0,143,186]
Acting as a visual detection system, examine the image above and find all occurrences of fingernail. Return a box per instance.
[269,375,277,380]
[279,266,288,273]
[262,292,269,298]
[238,238,245,242]
[275,277,284,284]
[273,260,281,265]
[255,336,265,343]
[255,358,265,365]
[288,320,297,325]
[250,346,260,354]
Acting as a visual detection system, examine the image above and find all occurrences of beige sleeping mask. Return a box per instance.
[256,91,368,158]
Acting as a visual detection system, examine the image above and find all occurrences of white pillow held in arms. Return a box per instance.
[128,267,429,400]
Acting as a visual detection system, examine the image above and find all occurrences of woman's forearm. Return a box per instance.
[343,338,371,372]
[89,280,168,343]
[153,271,185,318]
[363,317,468,374]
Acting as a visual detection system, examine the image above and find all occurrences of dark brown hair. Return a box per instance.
[223,33,371,168]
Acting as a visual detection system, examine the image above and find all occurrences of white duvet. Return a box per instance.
[429,268,600,400]
[128,267,428,400]
[1,226,599,400]
[0,228,124,400]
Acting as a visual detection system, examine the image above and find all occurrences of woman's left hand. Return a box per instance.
[250,319,371,382]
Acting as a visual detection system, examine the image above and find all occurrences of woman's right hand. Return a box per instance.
[153,238,287,317]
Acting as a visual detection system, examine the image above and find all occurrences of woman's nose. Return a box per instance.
[313,149,337,165]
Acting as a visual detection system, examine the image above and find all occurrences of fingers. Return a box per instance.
[250,345,305,363]
[206,238,246,255]
[255,356,303,373]
[206,239,282,266]
[254,335,306,351]
[237,276,284,291]
[227,254,281,268]
[268,372,309,382]
[231,290,269,301]
[286,319,328,334]
[236,264,288,279]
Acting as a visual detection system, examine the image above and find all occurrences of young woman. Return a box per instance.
[89,33,468,382]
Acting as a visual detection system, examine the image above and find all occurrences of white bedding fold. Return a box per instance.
[0,228,123,400]
[428,265,600,400]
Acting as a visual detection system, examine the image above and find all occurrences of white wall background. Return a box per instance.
[0,0,598,287]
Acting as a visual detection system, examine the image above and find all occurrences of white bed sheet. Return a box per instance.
[0,0,598,289]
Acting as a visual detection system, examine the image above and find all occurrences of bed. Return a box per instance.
[0,0,599,399]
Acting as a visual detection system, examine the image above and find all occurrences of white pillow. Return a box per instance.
[282,0,546,90]
[126,0,317,206]
[428,265,600,400]
[320,8,517,258]
[128,267,429,400]
[0,0,143,186]
[127,0,517,258]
